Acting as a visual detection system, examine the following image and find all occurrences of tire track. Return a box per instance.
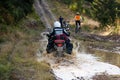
[34,0,57,31]
[34,1,120,80]
[40,0,57,21]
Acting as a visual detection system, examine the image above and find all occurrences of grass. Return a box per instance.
[0,63,12,80]
[92,72,120,80]
[47,0,74,20]
[0,9,55,80]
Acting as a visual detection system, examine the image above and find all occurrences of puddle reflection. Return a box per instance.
[89,49,120,67]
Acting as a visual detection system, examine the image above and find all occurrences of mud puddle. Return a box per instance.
[37,32,120,80]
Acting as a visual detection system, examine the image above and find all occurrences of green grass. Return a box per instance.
[0,8,55,80]
[0,63,12,80]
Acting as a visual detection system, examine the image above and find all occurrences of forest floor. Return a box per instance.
[0,9,55,80]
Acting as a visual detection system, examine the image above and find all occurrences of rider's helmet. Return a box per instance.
[54,21,61,27]
[76,12,80,15]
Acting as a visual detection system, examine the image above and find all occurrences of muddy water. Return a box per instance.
[75,40,120,67]
[88,49,120,68]
[38,34,120,69]
[37,34,120,80]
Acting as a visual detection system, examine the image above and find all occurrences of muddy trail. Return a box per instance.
[34,0,120,80]
[37,33,120,80]
[34,0,56,30]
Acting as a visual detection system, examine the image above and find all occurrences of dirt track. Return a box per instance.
[34,0,57,31]
[34,0,120,80]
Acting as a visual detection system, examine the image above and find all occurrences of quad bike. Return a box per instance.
[46,34,73,57]
[54,39,66,57]
[63,20,70,32]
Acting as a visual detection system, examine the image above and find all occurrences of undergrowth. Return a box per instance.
[0,9,55,80]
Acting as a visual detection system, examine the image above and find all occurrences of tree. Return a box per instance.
[60,0,72,5]
[0,0,34,24]
[91,0,119,28]
[85,0,94,3]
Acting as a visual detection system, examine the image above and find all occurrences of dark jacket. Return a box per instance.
[49,27,70,40]
[50,27,69,36]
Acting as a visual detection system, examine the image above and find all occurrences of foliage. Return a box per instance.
[85,0,94,3]
[0,0,34,24]
[91,0,119,28]
[59,0,84,12]
[69,2,77,11]
[0,63,12,80]
[0,9,48,80]
[60,0,72,5]
[59,0,120,29]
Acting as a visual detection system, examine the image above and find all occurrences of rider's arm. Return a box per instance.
[49,28,55,37]
[63,29,70,36]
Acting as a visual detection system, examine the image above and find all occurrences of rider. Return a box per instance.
[46,21,73,54]
[74,12,81,29]
[59,16,64,28]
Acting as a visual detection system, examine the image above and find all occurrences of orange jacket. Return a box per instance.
[74,15,81,21]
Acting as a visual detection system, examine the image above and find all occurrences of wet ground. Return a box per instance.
[37,34,120,80]
[88,49,120,68]
[34,0,120,79]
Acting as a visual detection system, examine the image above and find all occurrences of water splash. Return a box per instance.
[36,32,48,61]
[37,34,120,80]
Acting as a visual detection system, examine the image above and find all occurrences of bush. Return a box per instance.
[0,0,34,24]
[0,63,12,80]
